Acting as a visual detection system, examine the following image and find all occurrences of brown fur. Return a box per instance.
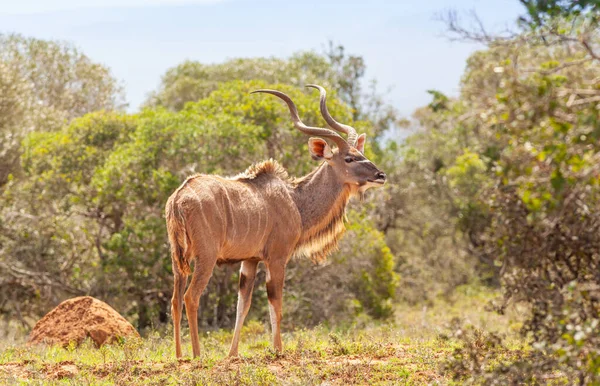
[165,160,351,273]
[165,190,191,275]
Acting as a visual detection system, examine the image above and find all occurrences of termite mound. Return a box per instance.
[28,296,139,348]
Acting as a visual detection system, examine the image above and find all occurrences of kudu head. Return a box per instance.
[251,85,386,191]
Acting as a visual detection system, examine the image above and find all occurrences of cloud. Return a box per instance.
[0,0,224,15]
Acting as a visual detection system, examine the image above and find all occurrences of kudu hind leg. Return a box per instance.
[184,256,215,358]
[171,267,188,358]
[228,260,259,357]
[265,262,286,353]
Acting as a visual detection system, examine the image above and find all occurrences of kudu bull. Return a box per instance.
[165,85,386,358]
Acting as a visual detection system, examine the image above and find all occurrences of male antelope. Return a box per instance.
[165,85,386,358]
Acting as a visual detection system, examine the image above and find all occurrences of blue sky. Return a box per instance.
[0,0,524,116]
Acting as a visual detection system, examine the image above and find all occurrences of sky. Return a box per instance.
[0,0,524,116]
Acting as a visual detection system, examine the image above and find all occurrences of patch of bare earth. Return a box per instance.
[214,345,443,384]
[0,359,205,381]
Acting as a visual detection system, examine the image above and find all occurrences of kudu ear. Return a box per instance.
[308,138,333,161]
[355,133,366,153]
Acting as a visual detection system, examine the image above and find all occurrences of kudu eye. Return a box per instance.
[344,157,354,163]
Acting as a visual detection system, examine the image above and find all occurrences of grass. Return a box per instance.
[0,285,527,385]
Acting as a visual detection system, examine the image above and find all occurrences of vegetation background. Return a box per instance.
[1,0,599,384]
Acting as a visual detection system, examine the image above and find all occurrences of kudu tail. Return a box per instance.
[165,197,192,276]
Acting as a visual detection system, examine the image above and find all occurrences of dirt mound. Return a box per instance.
[28,296,139,347]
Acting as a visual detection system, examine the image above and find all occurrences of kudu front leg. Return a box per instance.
[265,261,286,353]
[228,260,258,357]
[184,257,215,358]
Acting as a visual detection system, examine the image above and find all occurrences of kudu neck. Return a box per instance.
[292,163,351,233]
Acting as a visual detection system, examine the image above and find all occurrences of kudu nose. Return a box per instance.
[376,172,386,181]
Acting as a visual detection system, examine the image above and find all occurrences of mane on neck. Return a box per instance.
[234,159,289,181]
[291,163,355,262]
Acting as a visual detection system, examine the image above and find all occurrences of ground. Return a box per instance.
[0,286,526,385]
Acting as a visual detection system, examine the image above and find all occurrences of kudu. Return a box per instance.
[165,84,386,358]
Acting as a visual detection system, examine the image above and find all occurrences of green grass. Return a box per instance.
[0,285,527,385]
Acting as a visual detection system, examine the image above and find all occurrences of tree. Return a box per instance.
[420,9,600,382]
[0,62,31,188]
[144,52,333,112]
[0,34,124,187]
[0,112,136,327]
[146,45,398,139]
[519,0,600,27]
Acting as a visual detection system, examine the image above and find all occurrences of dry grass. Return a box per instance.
[0,285,526,385]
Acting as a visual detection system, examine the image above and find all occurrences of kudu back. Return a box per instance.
[165,85,386,358]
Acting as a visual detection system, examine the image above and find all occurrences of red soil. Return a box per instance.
[28,296,139,347]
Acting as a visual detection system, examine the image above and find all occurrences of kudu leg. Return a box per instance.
[171,267,188,358]
[184,258,215,358]
[265,262,286,353]
[228,260,259,357]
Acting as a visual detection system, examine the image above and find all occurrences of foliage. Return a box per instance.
[283,213,399,327]
[0,113,137,325]
[144,52,332,112]
[410,9,600,382]
[0,33,124,187]
[519,0,600,27]
[373,99,485,304]
[350,220,398,319]
[146,44,398,138]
